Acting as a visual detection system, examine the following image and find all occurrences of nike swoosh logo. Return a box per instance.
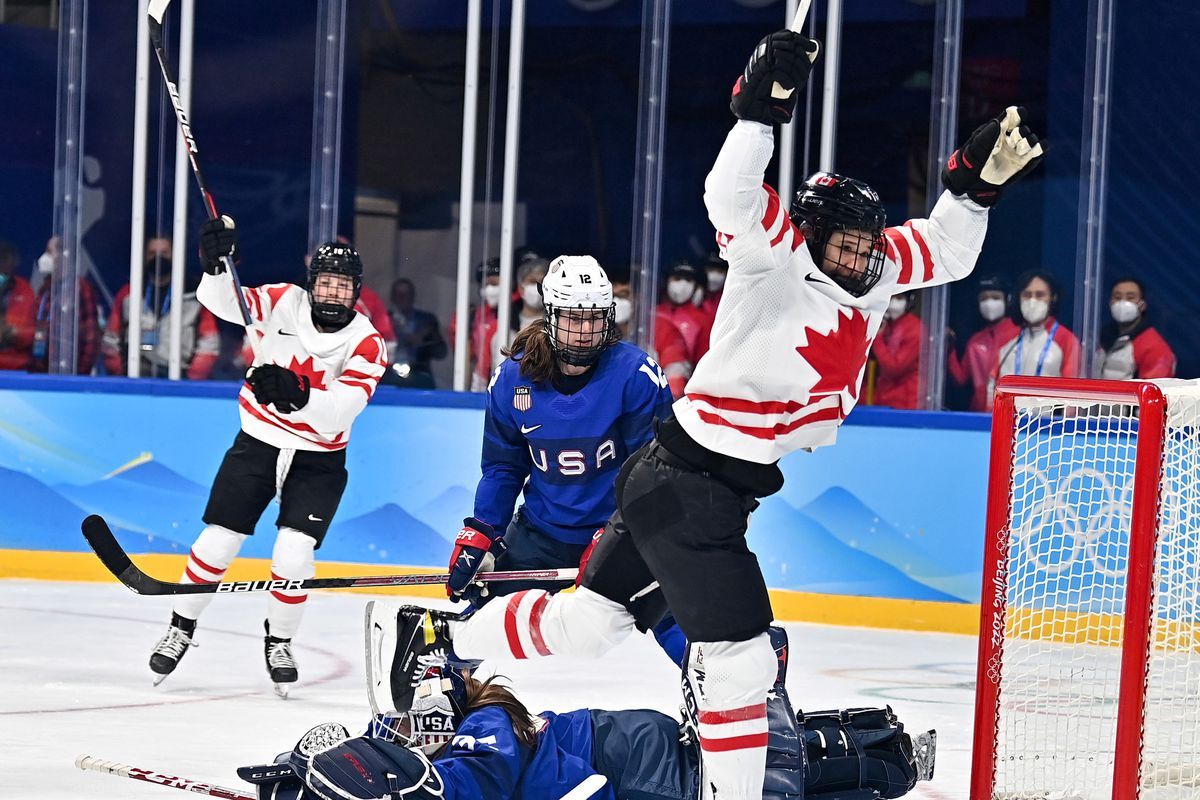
[307,513,323,522]
[278,329,296,336]
[520,424,542,434]
[804,273,833,287]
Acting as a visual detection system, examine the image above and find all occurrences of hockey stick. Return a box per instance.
[145,0,263,364]
[559,774,608,800]
[76,754,254,800]
[771,0,815,99]
[82,514,577,596]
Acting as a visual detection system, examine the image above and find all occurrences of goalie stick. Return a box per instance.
[76,754,254,800]
[81,514,577,596]
[146,0,262,363]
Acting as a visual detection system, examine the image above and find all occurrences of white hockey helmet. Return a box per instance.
[541,255,618,367]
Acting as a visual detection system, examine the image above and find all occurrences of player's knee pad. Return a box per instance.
[686,632,777,710]
[189,524,248,578]
[540,586,636,658]
[272,527,317,578]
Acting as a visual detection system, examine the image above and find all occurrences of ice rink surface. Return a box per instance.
[1,580,976,799]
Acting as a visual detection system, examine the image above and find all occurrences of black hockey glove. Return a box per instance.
[730,30,820,126]
[446,517,507,602]
[941,106,1044,207]
[236,753,305,800]
[198,215,238,275]
[290,724,444,800]
[247,364,311,413]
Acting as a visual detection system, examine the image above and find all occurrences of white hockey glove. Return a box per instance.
[941,106,1044,207]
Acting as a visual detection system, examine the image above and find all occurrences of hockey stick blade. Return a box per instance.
[81,515,577,596]
[76,754,255,800]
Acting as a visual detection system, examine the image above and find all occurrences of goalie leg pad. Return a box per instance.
[452,585,636,661]
[266,527,317,639]
[173,523,247,620]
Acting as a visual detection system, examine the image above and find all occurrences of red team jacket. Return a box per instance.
[947,317,1020,411]
[869,312,925,410]
[1097,323,1176,380]
[0,274,36,371]
[658,300,713,366]
[996,316,1081,381]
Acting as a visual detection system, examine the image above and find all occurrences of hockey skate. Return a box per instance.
[264,621,298,699]
[364,599,475,717]
[149,613,197,685]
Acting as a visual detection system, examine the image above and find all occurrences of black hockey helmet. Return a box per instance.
[307,241,363,329]
[791,172,887,297]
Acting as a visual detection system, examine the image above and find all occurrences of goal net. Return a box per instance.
[971,378,1200,800]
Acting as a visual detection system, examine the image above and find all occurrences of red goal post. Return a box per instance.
[970,376,1200,800]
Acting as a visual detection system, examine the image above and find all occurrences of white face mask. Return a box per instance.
[614,296,633,326]
[481,284,501,308]
[692,286,704,306]
[707,270,726,293]
[979,297,1006,322]
[37,252,55,275]
[521,283,542,310]
[885,297,908,320]
[1020,298,1049,325]
[666,279,694,305]
[1110,299,1140,324]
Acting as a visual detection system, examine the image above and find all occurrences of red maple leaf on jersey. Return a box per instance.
[796,308,872,400]
[287,355,328,390]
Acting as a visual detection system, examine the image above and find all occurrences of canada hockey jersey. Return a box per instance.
[196,272,387,452]
[475,341,674,544]
[673,120,989,463]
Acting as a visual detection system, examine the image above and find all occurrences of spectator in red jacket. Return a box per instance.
[448,258,501,391]
[868,290,924,409]
[947,275,1020,411]
[102,236,221,378]
[657,259,712,365]
[613,279,691,398]
[997,269,1081,380]
[0,240,37,371]
[1096,277,1175,380]
[28,235,101,374]
[699,252,728,319]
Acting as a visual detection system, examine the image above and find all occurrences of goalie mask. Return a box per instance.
[307,242,363,329]
[541,255,619,368]
[790,173,887,298]
[369,671,466,756]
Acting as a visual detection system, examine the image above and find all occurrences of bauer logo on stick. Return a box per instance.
[513,385,532,412]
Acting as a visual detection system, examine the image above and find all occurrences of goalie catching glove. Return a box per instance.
[730,30,820,126]
[282,723,445,800]
[942,106,1044,207]
[446,517,507,602]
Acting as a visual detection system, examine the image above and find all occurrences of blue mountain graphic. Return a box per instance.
[797,487,978,600]
[109,460,209,495]
[748,496,960,602]
[0,467,182,554]
[413,486,475,539]
[323,503,451,567]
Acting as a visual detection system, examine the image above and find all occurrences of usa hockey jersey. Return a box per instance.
[196,272,388,452]
[433,706,613,800]
[674,120,989,463]
[475,341,674,544]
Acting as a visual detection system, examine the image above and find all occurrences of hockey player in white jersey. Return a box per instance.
[377,25,1043,800]
[148,217,388,696]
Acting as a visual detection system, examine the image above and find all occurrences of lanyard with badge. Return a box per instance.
[1013,321,1059,377]
[140,283,171,350]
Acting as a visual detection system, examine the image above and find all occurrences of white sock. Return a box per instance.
[265,527,316,639]
[173,524,247,621]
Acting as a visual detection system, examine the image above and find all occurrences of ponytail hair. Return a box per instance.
[459,672,539,749]
[503,319,556,384]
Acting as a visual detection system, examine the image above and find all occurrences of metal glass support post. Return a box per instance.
[777,0,799,211]
[453,0,482,392]
[167,0,195,380]
[126,1,150,376]
[917,0,962,409]
[1073,0,1116,379]
[629,0,671,353]
[308,0,348,251]
[817,0,841,172]
[496,0,528,353]
[49,0,87,375]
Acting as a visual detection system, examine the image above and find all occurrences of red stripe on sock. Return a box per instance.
[270,591,307,604]
[185,566,216,585]
[504,591,530,659]
[697,703,767,724]
[188,549,223,576]
[699,732,770,752]
[527,593,552,656]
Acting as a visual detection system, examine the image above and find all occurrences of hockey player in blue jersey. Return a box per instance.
[237,610,934,800]
[445,255,685,661]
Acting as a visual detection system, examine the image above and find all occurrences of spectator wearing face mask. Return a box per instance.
[1095,277,1175,380]
[613,278,691,398]
[700,253,728,318]
[947,275,1020,411]
[28,235,102,374]
[449,258,502,391]
[0,240,36,371]
[512,255,549,332]
[657,259,713,365]
[997,269,1080,380]
[867,291,924,409]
